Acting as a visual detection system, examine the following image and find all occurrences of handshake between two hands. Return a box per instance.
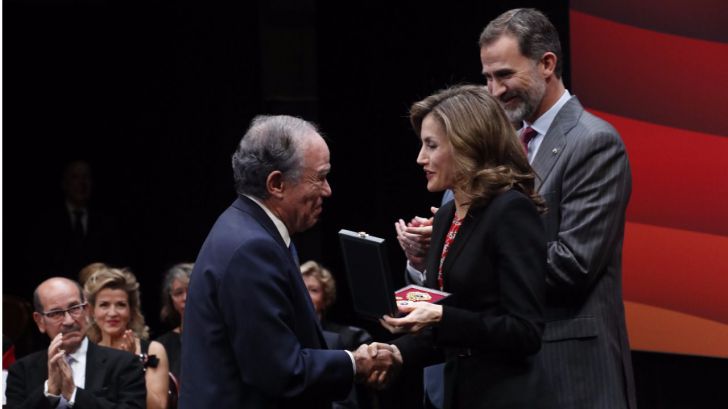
[352,342,403,389]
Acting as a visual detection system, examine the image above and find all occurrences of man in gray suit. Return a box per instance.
[478,8,636,409]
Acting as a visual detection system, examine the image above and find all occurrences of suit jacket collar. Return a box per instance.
[531,96,584,191]
[439,205,483,289]
[232,196,290,250]
[232,197,328,347]
[84,341,106,392]
[425,201,481,290]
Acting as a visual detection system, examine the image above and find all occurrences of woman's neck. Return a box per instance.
[452,190,469,220]
[99,331,124,348]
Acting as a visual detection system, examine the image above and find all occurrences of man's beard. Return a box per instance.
[500,78,546,125]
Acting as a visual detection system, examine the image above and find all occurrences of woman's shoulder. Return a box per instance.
[148,340,168,357]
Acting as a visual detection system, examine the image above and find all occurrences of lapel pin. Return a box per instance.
[552,148,559,154]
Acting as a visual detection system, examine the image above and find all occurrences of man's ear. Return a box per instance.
[33,311,47,334]
[266,170,285,199]
[540,52,557,78]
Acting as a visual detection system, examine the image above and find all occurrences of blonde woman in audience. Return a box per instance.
[85,267,169,409]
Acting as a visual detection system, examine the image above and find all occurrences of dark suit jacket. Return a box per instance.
[5,340,146,409]
[179,197,353,409]
[395,190,554,409]
[533,97,637,409]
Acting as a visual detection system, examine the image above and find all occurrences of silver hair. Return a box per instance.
[232,115,318,199]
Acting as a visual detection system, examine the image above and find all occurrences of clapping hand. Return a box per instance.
[395,207,438,271]
[46,333,75,400]
[119,329,138,353]
[352,343,402,389]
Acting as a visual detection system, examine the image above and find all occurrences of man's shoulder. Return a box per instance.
[576,109,618,136]
[10,349,46,369]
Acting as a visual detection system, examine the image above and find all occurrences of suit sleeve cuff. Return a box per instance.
[405,262,426,285]
[43,380,61,406]
[68,386,78,406]
[344,350,356,376]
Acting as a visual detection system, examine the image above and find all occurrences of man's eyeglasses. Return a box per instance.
[40,302,88,321]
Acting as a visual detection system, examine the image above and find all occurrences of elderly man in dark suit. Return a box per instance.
[5,277,146,409]
[180,115,399,409]
[478,8,637,409]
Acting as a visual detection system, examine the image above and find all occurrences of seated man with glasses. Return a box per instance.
[5,277,146,409]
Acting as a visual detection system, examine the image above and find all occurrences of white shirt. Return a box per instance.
[521,89,572,163]
[243,195,357,375]
[244,195,291,247]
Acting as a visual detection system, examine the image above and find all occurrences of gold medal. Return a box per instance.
[406,291,432,302]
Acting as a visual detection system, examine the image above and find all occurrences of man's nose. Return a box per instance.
[488,79,506,98]
[321,179,332,197]
[62,310,75,325]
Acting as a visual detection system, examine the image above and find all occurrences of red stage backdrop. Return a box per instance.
[570,0,728,358]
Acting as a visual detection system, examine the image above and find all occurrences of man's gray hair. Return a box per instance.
[232,115,318,199]
[479,8,563,79]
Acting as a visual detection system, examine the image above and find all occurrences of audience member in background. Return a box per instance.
[27,160,124,285]
[85,268,169,409]
[6,277,146,408]
[301,260,373,350]
[301,260,375,409]
[78,262,109,286]
[3,335,16,406]
[156,262,193,380]
[381,85,554,408]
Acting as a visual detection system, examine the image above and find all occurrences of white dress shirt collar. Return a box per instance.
[244,194,291,247]
[520,89,572,162]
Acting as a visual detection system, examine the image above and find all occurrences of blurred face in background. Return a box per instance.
[170,277,189,317]
[93,288,131,338]
[62,160,92,207]
[303,275,325,317]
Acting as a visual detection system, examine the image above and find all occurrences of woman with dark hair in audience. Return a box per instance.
[85,267,170,409]
[156,262,193,380]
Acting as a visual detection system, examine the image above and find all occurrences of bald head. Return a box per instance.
[33,278,85,312]
[33,277,89,353]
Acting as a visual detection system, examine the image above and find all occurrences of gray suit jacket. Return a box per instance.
[533,96,637,409]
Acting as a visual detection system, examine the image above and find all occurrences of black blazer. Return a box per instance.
[395,189,555,409]
[5,340,146,409]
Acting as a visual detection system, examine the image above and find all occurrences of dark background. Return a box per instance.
[3,0,726,407]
